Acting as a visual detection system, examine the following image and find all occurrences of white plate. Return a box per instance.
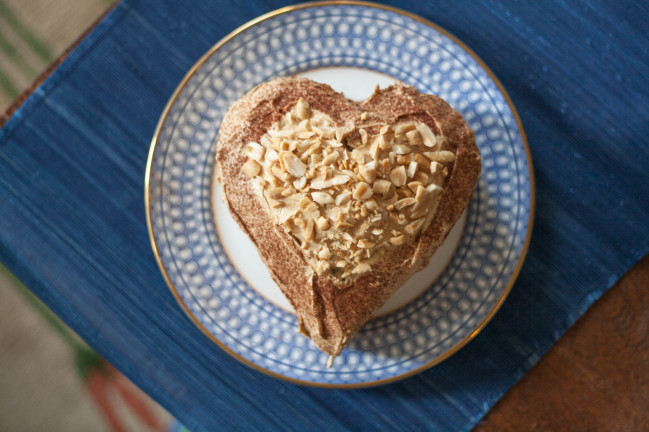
[146,1,534,387]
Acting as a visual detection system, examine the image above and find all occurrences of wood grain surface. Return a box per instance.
[474,254,649,431]
[2,7,648,429]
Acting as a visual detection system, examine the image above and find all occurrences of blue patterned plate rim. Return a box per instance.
[145,1,535,388]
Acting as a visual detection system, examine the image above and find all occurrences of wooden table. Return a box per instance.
[476,254,649,431]
[3,7,648,430]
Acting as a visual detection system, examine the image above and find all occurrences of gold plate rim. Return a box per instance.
[144,0,536,389]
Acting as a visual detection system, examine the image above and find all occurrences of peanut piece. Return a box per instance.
[395,197,417,210]
[407,161,418,179]
[359,128,368,145]
[359,165,377,184]
[335,191,352,206]
[242,159,261,177]
[406,129,423,145]
[373,179,391,195]
[426,183,443,195]
[318,246,331,260]
[294,98,312,120]
[316,216,330,231]
[312,191,334,205]
[358,239,375,249]
[391,144,412,155]
[281,152,307,177]
[267,187,284,199]
[352,261,371,274]
[353,182,373,201]
[425,150,456,163]
[304,219,315,241]
[404,218,425,234]
[244,142,265,161]
[322,152,339,166]
[390,165,407,187]
[416,122,438,148]
[316,260,330,275]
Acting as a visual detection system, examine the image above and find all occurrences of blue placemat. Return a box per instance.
[0,1,647,431]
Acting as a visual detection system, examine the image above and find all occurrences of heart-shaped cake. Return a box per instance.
[216,77,481,361]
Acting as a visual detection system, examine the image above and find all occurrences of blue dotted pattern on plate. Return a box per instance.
[148,4,531,385]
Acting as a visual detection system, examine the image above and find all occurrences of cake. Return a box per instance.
[215,77,481,361]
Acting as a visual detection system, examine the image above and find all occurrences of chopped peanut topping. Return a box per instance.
[240,99,453,280]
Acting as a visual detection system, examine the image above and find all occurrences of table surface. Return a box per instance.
[2,2,648,430]
[476,254,649,431]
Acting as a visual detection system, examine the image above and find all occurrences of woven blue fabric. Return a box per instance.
[0,1,647,430]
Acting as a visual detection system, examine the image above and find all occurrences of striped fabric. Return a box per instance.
[0,0,112,111]
[0,1,178,430]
